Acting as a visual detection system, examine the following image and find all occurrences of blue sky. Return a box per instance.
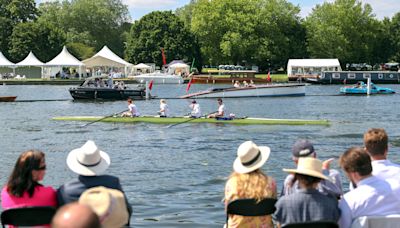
[36,0,399,21]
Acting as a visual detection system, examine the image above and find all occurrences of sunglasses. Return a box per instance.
[34,165,46,171]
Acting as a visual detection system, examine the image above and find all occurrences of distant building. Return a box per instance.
[287,59,341,81]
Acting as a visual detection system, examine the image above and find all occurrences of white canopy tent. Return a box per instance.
[82,46,131,77]
[16,51,45,78]
[0,51,16,78]
[167,62,190,76]
[131,63,152,75]
[45,46,85,79]
[287,59,341,77]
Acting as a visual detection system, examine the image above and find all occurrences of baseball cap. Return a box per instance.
[292,139,315,157]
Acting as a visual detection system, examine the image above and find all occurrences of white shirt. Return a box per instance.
[372,159,400,180]
[218,103,225,116]
[190,103,201,118]
[128,103,140,116]
[338,176,400,228]
[159,103,169,117]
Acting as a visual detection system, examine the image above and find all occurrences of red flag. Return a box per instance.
[186,78,193,93]
[267,70,271,82]
[161,48,167,66]
[148,80,154,90]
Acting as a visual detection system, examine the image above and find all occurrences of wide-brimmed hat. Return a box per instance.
[283,157,328,180]
[79,186,129,228]
[67,140,110,176]
[233,141,271,174]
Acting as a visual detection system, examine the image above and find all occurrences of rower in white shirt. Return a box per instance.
[189,100,201,118]
[338,147,400,228]
[158,99,170,117]
[207,98,225,118]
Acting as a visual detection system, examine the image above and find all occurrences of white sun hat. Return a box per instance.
[233,141,271,174]
[283,157,329,180]
[67,140,110,176]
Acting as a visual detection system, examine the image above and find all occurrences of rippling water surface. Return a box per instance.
[1,83,400,227]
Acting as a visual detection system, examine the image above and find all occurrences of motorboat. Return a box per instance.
[69,76,147,100]
[130,71,184,84]
[340,81,395,95]
[180,83,306,98]
[0,96,17,102]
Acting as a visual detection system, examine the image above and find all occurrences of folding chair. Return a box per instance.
[282,220,339,228]
[226,198,277,226]
[1,206,56,227]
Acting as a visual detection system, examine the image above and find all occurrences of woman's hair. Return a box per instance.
[228,169,273,202]
[7,150,45,197]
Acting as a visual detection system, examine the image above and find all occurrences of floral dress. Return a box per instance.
[224,176,277,228]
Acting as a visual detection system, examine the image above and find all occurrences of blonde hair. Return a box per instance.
[227,169,274,202]
[160,99,166,104]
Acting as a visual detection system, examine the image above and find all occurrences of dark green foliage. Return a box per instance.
[125,11,202,69]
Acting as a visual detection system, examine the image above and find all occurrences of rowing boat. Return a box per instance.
[52,116,330,126]
[0,96,17,102]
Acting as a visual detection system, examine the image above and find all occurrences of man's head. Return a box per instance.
[364,128,388,158]
[51,202,100,228]
[217,98,223,104]
[339,147,372,184]
[292,139,316,163]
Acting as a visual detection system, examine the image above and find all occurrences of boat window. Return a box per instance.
[378,74,383,79]
[348,73,356,79]
[332,73,340,79]
[363,73,371,79]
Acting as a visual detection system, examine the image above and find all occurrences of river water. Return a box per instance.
[1,83,400,227]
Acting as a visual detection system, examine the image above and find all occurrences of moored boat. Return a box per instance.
[130,71,185,84]
[340,81,395,95]
[0,96,17,102]
[69,76,147,100]
[180,83,305,98]
[52,116,329,126]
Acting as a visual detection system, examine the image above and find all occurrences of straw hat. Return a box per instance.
[67,140,110,176]
[283,157,328,180]
[233,141,271,174]
[79,186,129,228]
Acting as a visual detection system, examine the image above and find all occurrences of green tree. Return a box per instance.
[305,0,380,65]
[389,13,400,62]
[37,0,130,56]
[9,21,65,62]
[0,0,38,56]
[125,11,202,69]
[190,0,305,70]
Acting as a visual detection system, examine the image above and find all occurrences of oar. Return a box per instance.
[81,109,128,127]
[166,111,218,128]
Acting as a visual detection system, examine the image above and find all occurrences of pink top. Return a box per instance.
[1,185,57,209]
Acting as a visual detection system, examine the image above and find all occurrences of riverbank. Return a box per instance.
[0,74,288,85]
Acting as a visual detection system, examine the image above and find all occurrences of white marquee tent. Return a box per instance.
[131,63,152,75]
[0,51,16,77]
[287,59,341,77]
[167,62,190,75]
[82,46,131,76]
[16,51,45,78]
[45,46,84,79]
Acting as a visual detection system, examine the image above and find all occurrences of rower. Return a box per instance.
[207,98,225,118]
[122,98,140,117]
[189,100,201,118]
[158,99,170,117]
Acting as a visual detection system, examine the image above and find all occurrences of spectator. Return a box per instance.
[363,128,400,180]
[1,150,57,210]
[281,139,342,198]
[224,141,276,227]
[79,186,129,228]
[56,140,132,222]
[51,202,100,228]
[338,147,400,228]
[274,157,340,227]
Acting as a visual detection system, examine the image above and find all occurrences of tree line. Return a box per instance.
[0,0,399,72]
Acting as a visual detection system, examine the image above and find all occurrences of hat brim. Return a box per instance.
[233,146,270,174]
[283,168,328,180]
[67,149,110,176]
